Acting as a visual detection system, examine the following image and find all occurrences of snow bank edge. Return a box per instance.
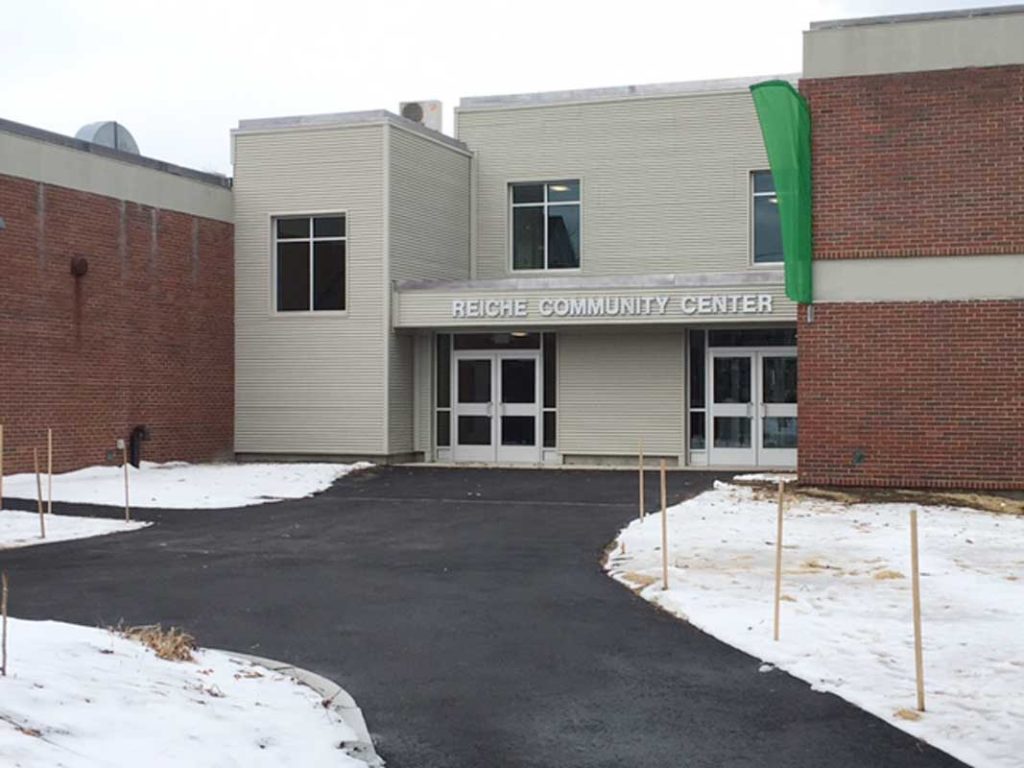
[228,651,383,767]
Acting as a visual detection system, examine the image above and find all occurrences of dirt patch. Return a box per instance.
[621,571,659,591]
[737,479,1023,516]
[894,708,923,722]
[873,570,905,581]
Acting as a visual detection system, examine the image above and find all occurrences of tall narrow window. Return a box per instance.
[511,181,580,270]
[689,329,706,451]
[542,333,557,448]
[436,334,451,447]
[274,214,346,311]
[752,171,783,264]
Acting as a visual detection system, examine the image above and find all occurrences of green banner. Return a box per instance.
[749,80,813,304]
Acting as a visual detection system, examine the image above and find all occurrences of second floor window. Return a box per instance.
[752,171,783,264]
[511,180,580,270]
[274,214,346,312]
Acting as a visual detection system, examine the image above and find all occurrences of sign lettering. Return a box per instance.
[450,293,773,320]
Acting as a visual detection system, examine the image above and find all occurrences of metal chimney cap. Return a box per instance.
[75,121,140,155]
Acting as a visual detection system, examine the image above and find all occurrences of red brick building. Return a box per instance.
[797,8,1024,489]
[0,119,234,474]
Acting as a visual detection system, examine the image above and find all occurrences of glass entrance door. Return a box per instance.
[452,352,541,463]
[710,352,756,466]
[708,348,797,467]
[453,355,494,463]
[497,356,540,463]
[759,353,797,466]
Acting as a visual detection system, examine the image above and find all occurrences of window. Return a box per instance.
[752,171,783,264]
[688,329,706,451]
[274,214,346,312]
[510,180,580,270]
[542,333,557,448]
[436,334,451,447]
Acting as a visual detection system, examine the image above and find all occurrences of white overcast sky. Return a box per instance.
[2,0,1016,174]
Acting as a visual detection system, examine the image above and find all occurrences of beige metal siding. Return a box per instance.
[457,90,770,280]
[389,333,414,453]
[559,330,683,456]
[388,129,471,282]
[386,126,470,453]
[234,125,388,454]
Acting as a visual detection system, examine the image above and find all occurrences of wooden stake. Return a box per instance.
[638,440,645,520]
[47,428,53,516]
[910,508,926,712]
[123,444,131,523]
[773,479,785,642]
[0,423,4,510]
[1,570,7,677]
[34,448,45,539]
[660,459,668,591]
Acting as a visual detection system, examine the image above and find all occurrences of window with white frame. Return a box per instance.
[510,181,580,270]
[274,215,346,312]
[752,171,783,264]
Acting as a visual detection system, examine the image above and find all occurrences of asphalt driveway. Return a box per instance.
[1,467,962,767]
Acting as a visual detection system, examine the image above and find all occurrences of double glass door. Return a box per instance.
[452,351,541,463]
[709,349,797,467]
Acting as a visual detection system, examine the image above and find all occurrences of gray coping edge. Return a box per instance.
[0,117,232,189]
[458,74,799,110]
[809,4,1024,30]
[225,651,384,767]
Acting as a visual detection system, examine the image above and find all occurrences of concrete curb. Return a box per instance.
[226,651,384,767]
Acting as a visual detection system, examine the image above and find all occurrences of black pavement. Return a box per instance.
[1,467,962,767]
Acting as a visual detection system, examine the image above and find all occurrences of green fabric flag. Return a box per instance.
[749,80,813,304]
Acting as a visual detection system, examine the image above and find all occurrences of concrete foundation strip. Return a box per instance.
[226,651,384,767]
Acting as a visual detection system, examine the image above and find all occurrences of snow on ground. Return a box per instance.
[0,617,370,768]
[0,510,148,550]
[606,481,1024,768]
[2,461,372,509]
[732,472,798,484]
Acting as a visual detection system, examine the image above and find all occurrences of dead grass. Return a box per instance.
[116,624,196,662]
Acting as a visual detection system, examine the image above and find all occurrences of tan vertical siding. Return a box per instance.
[457,90,770,280]
[234,125,388,454]
[558,330,683,456]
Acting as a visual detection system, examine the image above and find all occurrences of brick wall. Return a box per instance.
[0,172,234,475]
[801,65,1024,260]
[798,301,1024,489]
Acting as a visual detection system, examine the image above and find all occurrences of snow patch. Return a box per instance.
[732,472,797,484]
[0,510,148,550]
[607,482,1024,768]
[0,617,372,767]
[2,461,372,509]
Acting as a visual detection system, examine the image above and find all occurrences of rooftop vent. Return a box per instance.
[399,100,442,132]
[74,121,140,154]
